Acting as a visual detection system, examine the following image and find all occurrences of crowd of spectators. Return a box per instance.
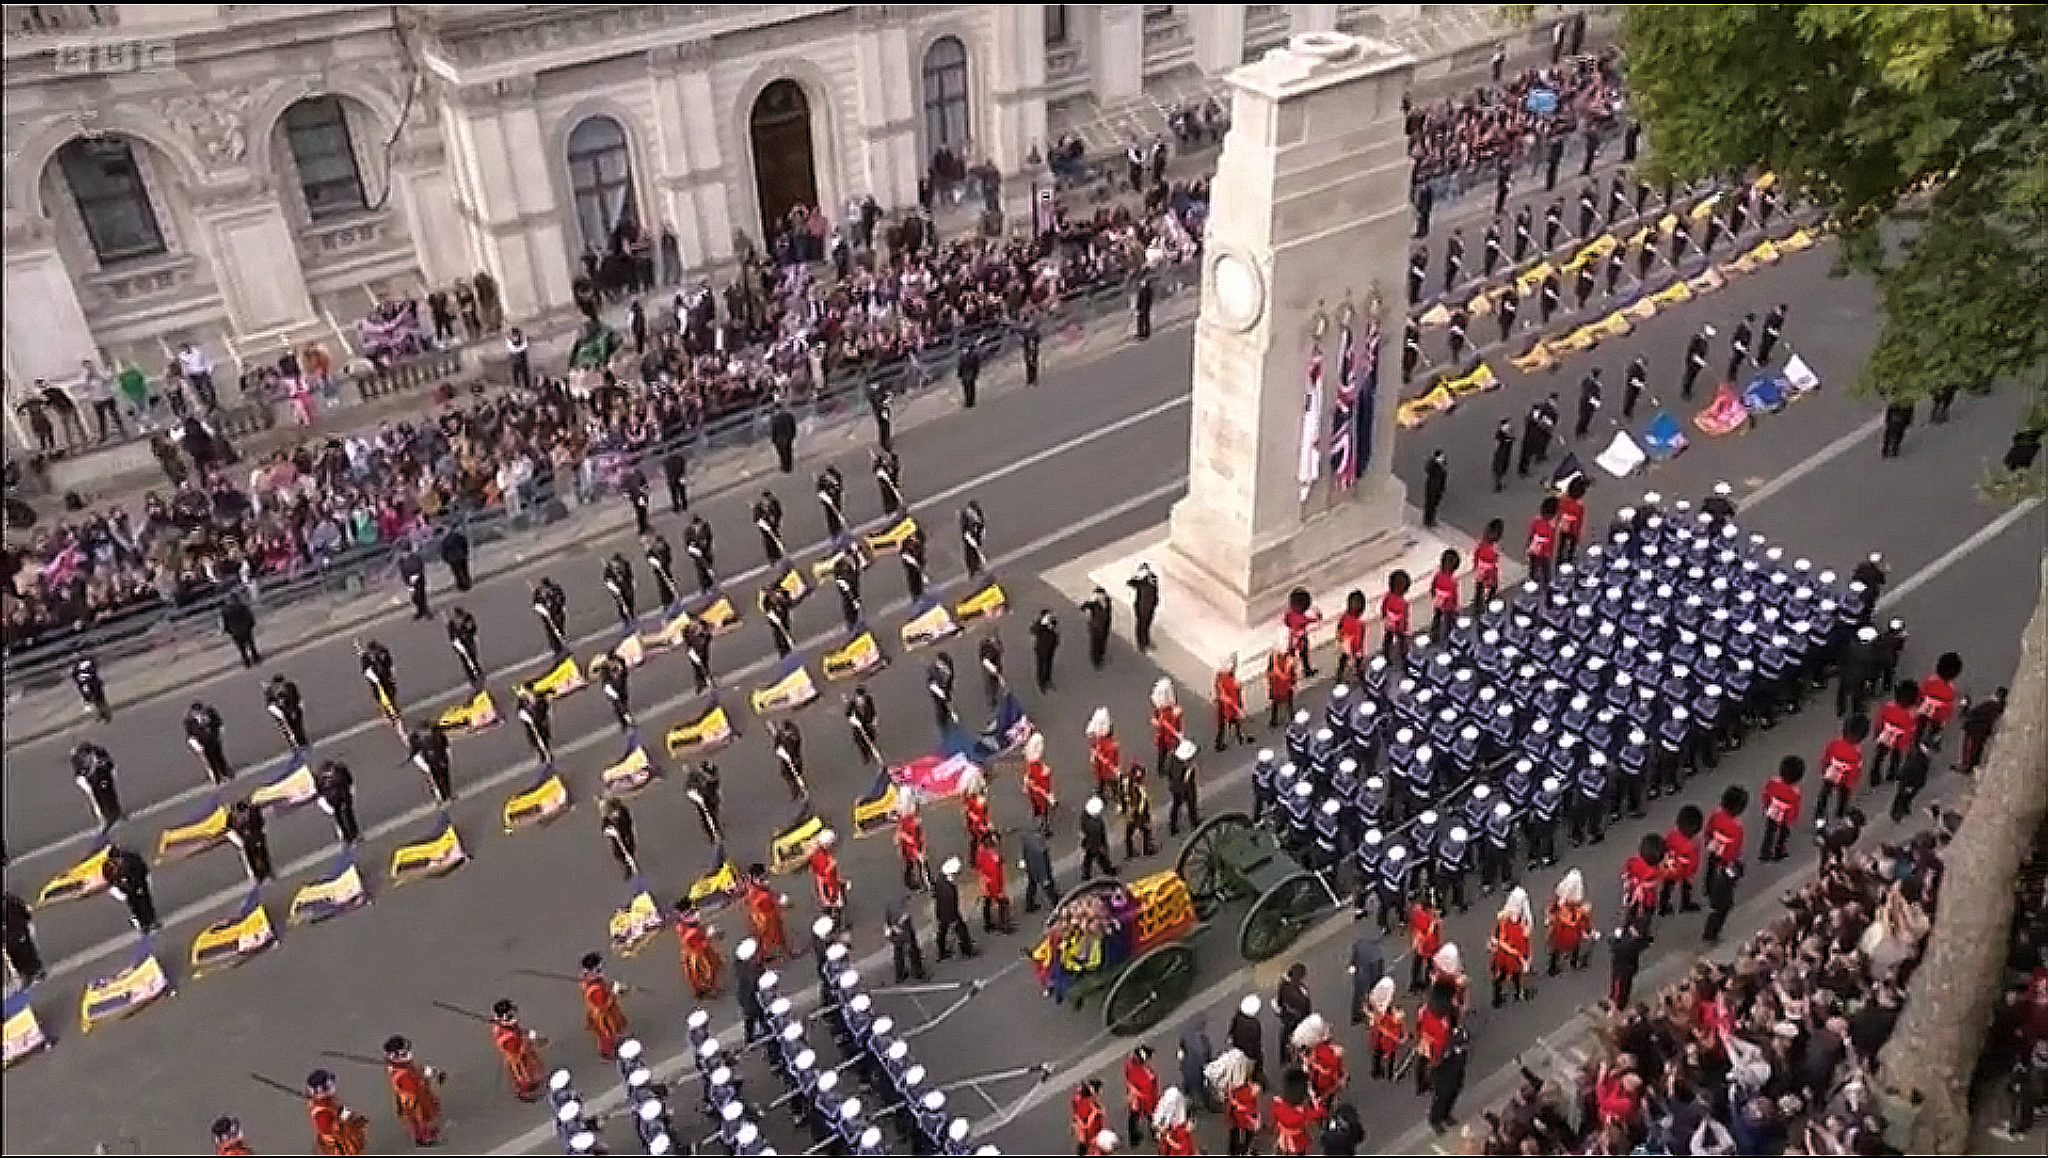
[3,175,1210,663]
[1407,49,1627,194]
[1986,820,2048,1145]
[1473,813,1955,1157]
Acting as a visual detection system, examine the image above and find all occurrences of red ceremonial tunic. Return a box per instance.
[1025,759,1055,814]
[1431,569,1459,613]
[1215,668,1245,723]
[1226,1083,1261,1132]
[1918,675,1957,726]
[1381,591,1410,637]
[1875,702,1917,752]
[1661,828,1701,884]
[1821,736,1863,790]
[1409,904,1442,959]
[1556,495,1585,540]
[1527,516,1557,561]
[1337,611,1367,659]
[1764,778,1803,826]
[1622,855,1662,913]
[1157,1120,1198,1156]
[1475,539,1501,589]
[1271,1096,1319,1156]
[1703,809,1745,865]
[1491,917,1532,978]
[1124,1056,1161,1118]
[1090,733,1121,790]
[1547,899,1592,954]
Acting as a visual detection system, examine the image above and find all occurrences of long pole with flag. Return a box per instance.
[1298,310,1328,505]
[1355,291,1383,481]
[1330,300,1362,489]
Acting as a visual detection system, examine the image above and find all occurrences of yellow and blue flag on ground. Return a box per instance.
[156,794,230,864]
[864,515,919,555]
[526,655,586,700]
[38,843,111,907]
[190,891,276,977]
[389,814,468,886]
[763,564,811,609]
[686,847,742,912]
[900,595,961,651]
[811,534,871,582]
[823,625,887,681]
[289,851,370,926]
[436,689,500,733]
[769,809,829,876]
[608,879,666,957]
[691,588,742,635]
[608,633,646,668]
[851,773,902,838]
[3,992,49,1069]
[750,657,819,717]
[79,941,172,1033]
[666,698,735,756]
[647,606,694,650]
[503,767,571,833]
[955,578,1008,624]
[250,757,318,812]
[602,738,658,796]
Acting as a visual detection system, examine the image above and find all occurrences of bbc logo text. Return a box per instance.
[52,40,176,75]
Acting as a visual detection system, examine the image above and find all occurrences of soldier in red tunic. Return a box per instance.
[1024,733,1057,835]
[1087,709,1121,796]
[895,803,931,891]
[383,1034,445,1147]
[1122,1044,1161,1145]
[1149,679,1185,775]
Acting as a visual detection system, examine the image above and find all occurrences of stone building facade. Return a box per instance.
[1,3,1460,447]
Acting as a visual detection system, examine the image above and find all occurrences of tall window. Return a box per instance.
[57,136,165,265]
[1045,4,1069,46]
[283,96,368,221]
[922,37,971,160]
[567,115,638,254]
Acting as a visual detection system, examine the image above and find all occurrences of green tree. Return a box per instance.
[1620,4,2048,496]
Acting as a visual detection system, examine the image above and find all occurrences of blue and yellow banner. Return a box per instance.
[389,815,468,887]
[38,843,111,907]
[763,564,811,609]
[811,534,871,582]
[190,892,276,977]
[691,588,742,635]
[503,769,571,833]
[608,880,666,957]
[851,773,901,838]
[666,699,735,757]
[955,578,1008,624]
[289,852,370,926]
[823,626,887,682]
[79,942,173,1033]
[527,655,586,700]
[686,848,742,912]
[436,689,500,733]
[606,633,646,669]
[602,741,658,796]
[647,606,695,650]
[155,796,229,864]
[750,658,819,717]
[769,811,829,876]
[3,992,49,1069]
[864,515,919,554]
[900,596,961,651]
[250,758,318,812]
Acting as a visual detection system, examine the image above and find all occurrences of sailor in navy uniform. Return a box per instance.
[1282,780,1318,851]
[1251,749,1280,825]
[1350,698,1385,773]
[1615,728,1652,817]
[1284,711,1315,770]
[1353,828,1386,917]
[1312,798,1347,872]
[1375,844,1412,933]
[1330,757,1363,808]
[1480,800,1518,894]
[1325,685,1355,748]
[1357,775,1390,831]
[1527,777,1564,868]
[1435,824,1474,914]
[912,1090,952,1156]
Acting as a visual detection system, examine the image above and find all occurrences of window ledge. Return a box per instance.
[81,252,200,310]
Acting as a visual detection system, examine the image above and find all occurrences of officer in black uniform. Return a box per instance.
[900,523,929,601]
[1079,797,1116,881]
[763,583,796,657]
[446,605,484,686]
[885,894,928,982]
[398,543,432,620]
[683,620,714,694]
[620,459,652,535]
[869,382,895,451]
[1604,244,1626,298]
[753,490,786,564]
[1083,587,1113,669]
[533,577,570,655]
[184,700,231,784]
[408,719,455,804]
[1728,313,1755,382]
[314,760,361,844]
[597,653,635,732]
[220,594,261,668]
[599,797,636,878]
[603,553,638,628]
[226,798,273,882]
[1681,327,1711,400]
[833,551,863,633]
[685,761,722,841]
[102,842,158,932]
[71,655,111,722]
[1121,765,1157,858]
[359,638,399,720]
[1499,288,1522,344]
[772,720,807,800]
[1021,827,1059,912]
[1482,220,1503,278]
[1512,204,1534,263]
[72,740,122,828]
[873,449,904,517]
[1031,610,1061,693]
[440,525,472,592]
[1757,303,1788,366]
[818,466,848,539]
[959,501,987,576]
[266,673,309,750]
[932,860,977,960]
[684,515,717,593]
[1422,450,1448,528]
[2,890,43,984]
[643,532,679,610]
[1543,199,1564,250]
[516,687,554,764]
[1491,419,1516,493]
[1539,269,1562,326]
[1575,371,1604,440]
[1128,563,1161,652]
[957,339,982,409]
[846,686,881,766]
[769,402,799,474]
[977,633,1006,708]
[927,653,957,730]
[1622,357,1648,420]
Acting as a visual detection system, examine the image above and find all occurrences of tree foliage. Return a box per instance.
[1619,5,2048,440]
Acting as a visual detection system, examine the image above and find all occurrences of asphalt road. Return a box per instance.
[4,237,2042,1156]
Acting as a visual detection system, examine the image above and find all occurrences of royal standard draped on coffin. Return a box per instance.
[289,852,370,926]
[190,892,276,977]
[79,942,173,1033]
[666,699,736,756]
[388,815,468,886]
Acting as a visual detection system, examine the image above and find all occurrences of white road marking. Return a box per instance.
[1878,499,2043,609]
[1742,414,1882,506]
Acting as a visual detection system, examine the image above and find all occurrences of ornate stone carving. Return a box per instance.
[434,5,826,68]
[3,216,56,250]
[163,86,258,169]
[674,37,717,69]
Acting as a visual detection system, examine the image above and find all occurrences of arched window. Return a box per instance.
[57,136,165,265]
[567,115,638,254]
[922,36,971,160]
[283,96,367,221]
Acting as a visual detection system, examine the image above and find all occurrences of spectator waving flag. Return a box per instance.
[1330,322,1361,489]
[1298,339,1326,504]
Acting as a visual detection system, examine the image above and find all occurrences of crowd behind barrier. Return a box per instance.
[1409,51,1629,207]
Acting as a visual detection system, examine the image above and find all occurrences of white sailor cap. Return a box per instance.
[1542,777,1562,793]
[688,1009,710,1031]
[1714,481,1732,496]
[638,1098,666,1123]
[557,1101,584,1125]
[1293,709,1313,726]
[1387,845,1407,860]
[630,1066,655,1090]
[903,1062,925,1086]
[1495,801,1514,818]
[1364,828,1384,846]
[837,968,860,990]
[771,996,792,1018]
[1314,727,1335,743]
[649,1134,674,1155]
[818,1070,841,1094]
[619,1039,645,1065]
[551,1070,576,1092]
[840,1097,863,1121]
[711,1066,732,1088]
[1294,780,1315,798]
[826,942,850,964]
[1176,740,1199,760]
[861,1126,884,1149]
[1415,745,1435,765]
[697,1038,721,1062]
[940,857,962,878]
[849,993,871,1014]
[1418,810,1440,826]
[569,1131,598,1154]
[814,916,835,938]
[759,970,780,992]
[1449,826,1470,842]
[1321,798,1343,817]
[888,1040,910,1062]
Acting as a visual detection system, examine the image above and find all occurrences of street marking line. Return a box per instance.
[34,481,1187,991]
[1878,499,2043,609]
[5,396,1194,872]
[1743,414,1883,507]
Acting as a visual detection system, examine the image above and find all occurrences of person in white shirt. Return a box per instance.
[81,360,122,441]
[176,343,218,410]
[506,328,531,390]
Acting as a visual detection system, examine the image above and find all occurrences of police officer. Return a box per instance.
[901,523,929,601]
[1021,827,1059,913]
[957,338,982,409]
[768,402,799,474]
[184,700,231,785]
[1727,313,1755,381]
[1031,610,1061,693]
[885,894,929,983]
[874,449,904,517]
[1083,587,1113,669]
[818,466,849,539]
[72,740,122,829]
[927,653,958,730]
[603,553,639,628]
[619,458,653,534]
[517,686,554,764]
[597,653,635,732]
[409,718,455,805]
[684,619,714,694]
[218,590,262,669]
[399,542,433,620]
[763,583,796,658]
[533,577,570,655]
[1128,563,1161,652]
[102,842,158,932]
[685,761,723,841]
[959,502,987,576]
[71,654,111,722]
[1681,327,1712,400]
[1020,312,1043,386]
[266,673,309,750]
[977,633,1006,708]
[684,515,717,593]
[1574,370,1603,439]
[846,685,881,766]
[447,605,485,686]
[439,524,472,592]
[315,760,361,845]
[753,491,786,564]
[834,550,863,634]
[932,859,977,960]
[644,533,680,610]
[226,798,273,883]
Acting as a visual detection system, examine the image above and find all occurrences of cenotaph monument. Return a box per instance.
[1054,31,1457,684]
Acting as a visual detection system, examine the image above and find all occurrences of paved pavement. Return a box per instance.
[5,227,2041,1156]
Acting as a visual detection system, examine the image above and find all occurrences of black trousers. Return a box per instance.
[935,911,976,958]
[1080,843,1117,880]
[448,557,472,591]
[324,798,361,844]
[121,884,159,931]
[3,934,41,982]
[231,632,262,668]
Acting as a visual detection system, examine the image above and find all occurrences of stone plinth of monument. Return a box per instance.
[1047,31,1455,694]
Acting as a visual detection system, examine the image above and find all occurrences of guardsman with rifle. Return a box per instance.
[72,740,122,828]
[226,799,273,882]
[901,522,930,601]
[599,797,636,877]
[530,577,569,656]
[490,1000,547,1102]
[683,618,714,694]
[399,542,433,620]
[773,719,808,800]
[102,842,158,931]
[833,549,863,633]
[978,632,1006,708]
[580,953,632,1060]
[684,514,717,593]
[184,711,233,787]
[597,652,635,732]
[516,686,554,763]
[315,760,362,845]
[927,652,958,730]
[447,605,485,686]
[873,448,904,517]
[685,761,722,841]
